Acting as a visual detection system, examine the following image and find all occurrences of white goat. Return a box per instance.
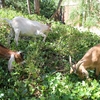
[0,44,24,71]
[4,16,51,45]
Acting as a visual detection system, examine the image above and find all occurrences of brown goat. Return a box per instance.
[0,44,24,71]
[69,44,100,79]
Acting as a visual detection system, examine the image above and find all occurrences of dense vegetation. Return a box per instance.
[0,8,100,100]
[5,0,57,18]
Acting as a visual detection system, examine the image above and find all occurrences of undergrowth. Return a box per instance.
[0,8,100,100]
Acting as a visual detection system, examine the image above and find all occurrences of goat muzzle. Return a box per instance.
[20,60,26,67]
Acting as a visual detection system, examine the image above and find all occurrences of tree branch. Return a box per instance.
[51,0,63,19]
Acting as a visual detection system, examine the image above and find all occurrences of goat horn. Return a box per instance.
[69,55,72,67]
[76,60,84,70]
[17,51,23,54]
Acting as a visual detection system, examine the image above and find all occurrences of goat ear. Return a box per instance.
[70,67,74,74]
[8,54,15,71]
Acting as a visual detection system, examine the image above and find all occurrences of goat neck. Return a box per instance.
[0,45,16,59]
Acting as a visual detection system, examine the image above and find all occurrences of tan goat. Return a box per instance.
[69,44,100,79]
[0,44,24,71]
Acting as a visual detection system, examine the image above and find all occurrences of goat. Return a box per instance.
[0,44,24,71]
[69,44,100,79]
[4,16,51,45]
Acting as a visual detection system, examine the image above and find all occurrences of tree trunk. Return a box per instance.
[27,0,31,14]
[34,0,40,15]
[0,0,5,8]
[51,0,63,19]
